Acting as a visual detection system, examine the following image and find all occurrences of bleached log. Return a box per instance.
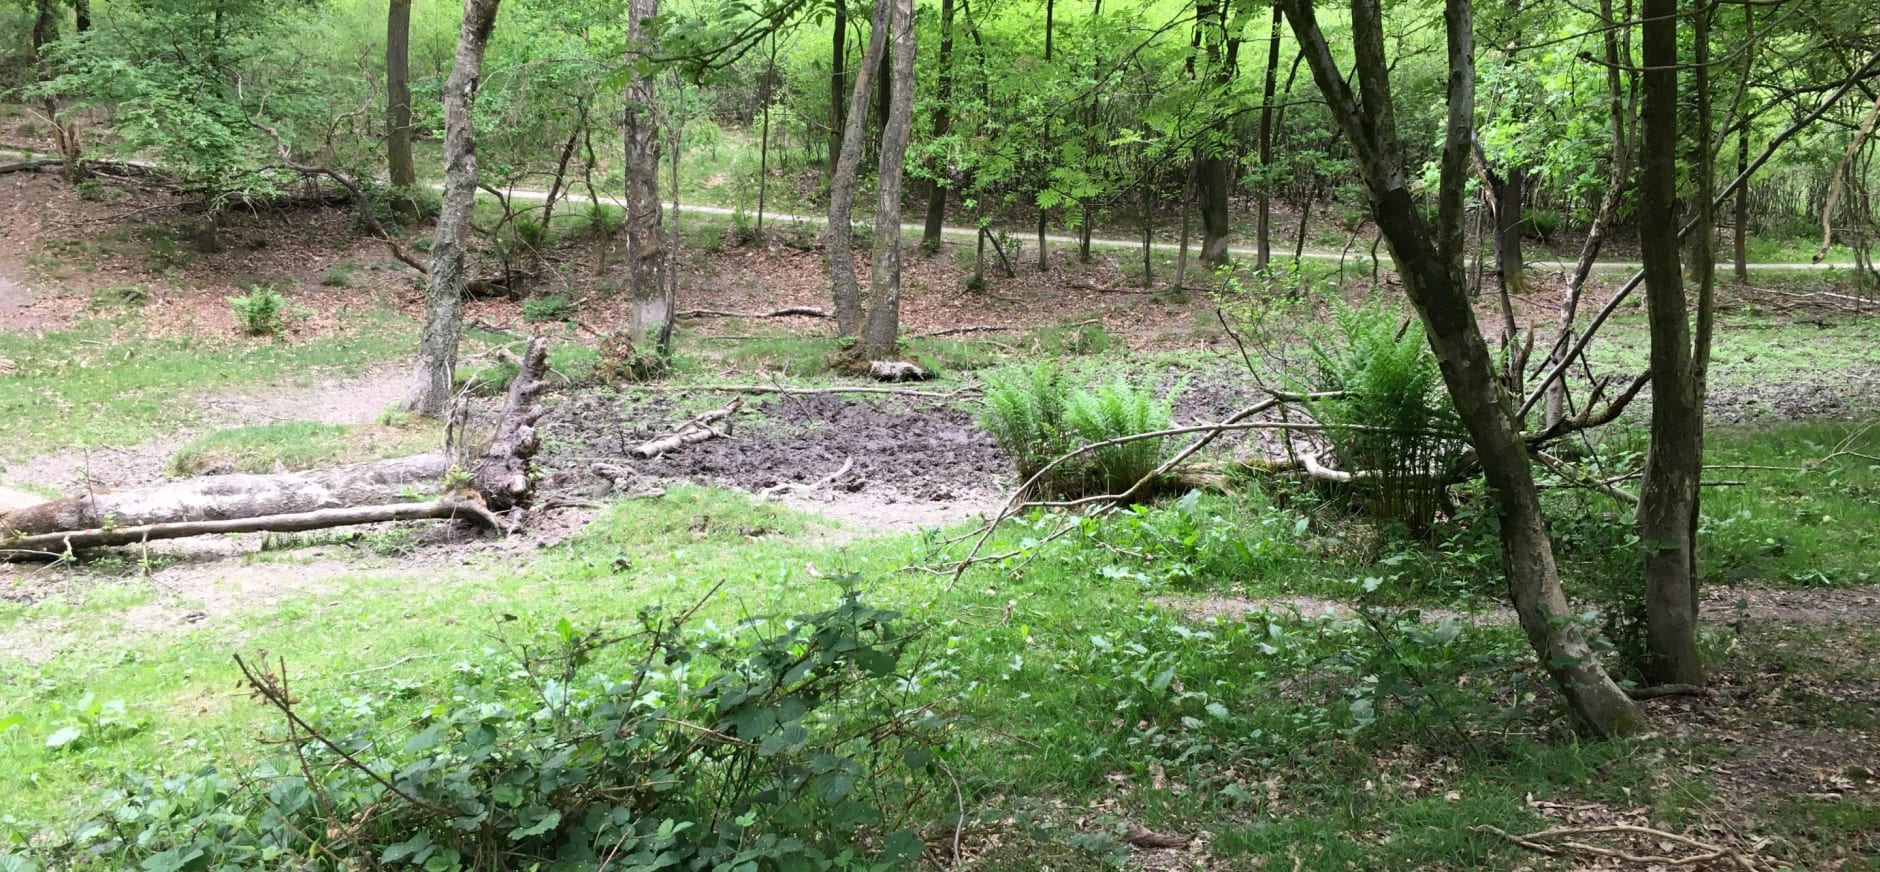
[633,399,743,458]
[3,499,499,554]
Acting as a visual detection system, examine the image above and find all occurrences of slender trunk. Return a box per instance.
[1281,0,1647,737]
[829,0,848,172]
[1733,2,1752,282]
[1141,176,1155,288]
[1636,0,1705,687]
[922,0,957,252]
[29,0,56,59]
[1495,167,1527,295]
[759,33,777,235]
[623,0,673,363]
[1037,0,1055,273]
[387,0,419,218]
[858,0,917,358]
[1195,0,1236,268]
[828,0,892,335]
[1255,2,1283,271]
[404,0,503,417]
[1174,167,1195,289]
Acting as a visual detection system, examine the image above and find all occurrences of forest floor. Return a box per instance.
[2,175,1879,870]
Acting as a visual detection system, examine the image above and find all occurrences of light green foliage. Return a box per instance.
[520,293,575,324]
[1304,296,1465,532]
[225,286,285,336]
[979,360,1071,487]
[37,585,942,872]
[1063,375,1179,493]
[167,420,442,476]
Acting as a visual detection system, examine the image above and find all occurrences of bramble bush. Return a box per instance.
[26,583,950,872]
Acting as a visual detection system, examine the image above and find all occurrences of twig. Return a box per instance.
[760,456,856,498]
[631,383,980,401]
[1475,824,1760,871]
[677,306,830,319]
[338,654,438,677]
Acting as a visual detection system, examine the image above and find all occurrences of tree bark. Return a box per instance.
[1733,2,1752,282]
[827,0,891,336]
[1281,0,1648,737]
[624,0,674,363]
[403,0,502,418]
[29,0,56,59]
[921,0,957,253]
[858,0,917,359]
[72,0,89,32]
[1636,0,1706,687]
[1195,0,1239,268]
[386,0,419,219]
[829,0,848,172]
[1255,2,1283,271]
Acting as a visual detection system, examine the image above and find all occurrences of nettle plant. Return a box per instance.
[39,584,951,872]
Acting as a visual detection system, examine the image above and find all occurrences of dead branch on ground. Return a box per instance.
[634,399,744,458]
[1475,824,1761,871]
[677,306,830,319]
[632,383,979,401]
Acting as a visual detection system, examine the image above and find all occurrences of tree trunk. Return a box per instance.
[1495,166,1527,296]
[1733,2,1752,282]
[1036,0,1055,274]
[1636,0,1706,687]
[1255,1,1283,271]
[386,0,419,220]
[921,0,956,253]
[1281,0,1648,737]
[827,0,892,336]
[624,0,674,363]
[1194,0,1238,269]
[29,0,56,59]
[858,0,917,359]
[73,0,90,33]
[403,0,503,418]
[829,0,848,172]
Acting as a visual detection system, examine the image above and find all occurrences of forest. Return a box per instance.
[0,0,1878,869]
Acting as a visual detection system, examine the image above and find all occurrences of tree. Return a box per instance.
[858,0,916,358]
[1254,1,1283,272]
[920,0,956,253]
[1279,0,1648,736]
[623,0,676,364]
[1193,0,1240,268]
[1634,0,1710,687]
[404,0,504,418]
[828,0,891,336]
[386,0,419,219]
[828,0,848,171]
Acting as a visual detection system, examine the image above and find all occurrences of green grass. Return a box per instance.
[1584,307,1880,396]
[166,419,444,476]
[0,310,416,463]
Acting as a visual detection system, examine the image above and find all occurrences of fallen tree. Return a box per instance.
[3,338,551,558]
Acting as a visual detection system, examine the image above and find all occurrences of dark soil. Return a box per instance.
[537,389,1009,505]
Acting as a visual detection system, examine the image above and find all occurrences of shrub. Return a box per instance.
[226,286,285,336]
[1064,376,1179,494]
[521,293,575,323]
[1303,297,1466,533]
[1519,209,1562,242]
[979,361,1071,490]
[319,263,355,288]
[43,586,947,872]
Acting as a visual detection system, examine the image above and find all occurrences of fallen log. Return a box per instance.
[868,361,930,382]
[2,338,553,556]
[677,306,830,319]
[4,499,498,554]
[633,399,743,458]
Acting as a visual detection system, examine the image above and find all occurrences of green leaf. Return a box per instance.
[45,726,82,750]
[381,833,434,864]
[0,854,41,872]
[507,810,562,841]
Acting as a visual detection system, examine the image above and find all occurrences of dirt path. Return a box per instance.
[0,363,412,494]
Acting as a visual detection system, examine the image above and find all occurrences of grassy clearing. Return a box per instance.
[0,310,415,462]
[4,414,1877,868]
[166,419,444,476]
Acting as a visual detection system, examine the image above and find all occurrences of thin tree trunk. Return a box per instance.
[29,0,56,59]
[829,0,848,172]
[1733,1,1752,281]
[1636,0,1705,687]
[828,0,892,336]
[1255,1,1283,271]
[1195,0,1237,268]
[1282,0,1648,737]
[858,0,917,359]
[922,0,956,253]
[73,0,90,32]
[759,33,777,236]
[623,0,674,363]
[404,0,502,417]
[387,0,419,219]
[1174,168,1196,289]
[1037,0,1055,274]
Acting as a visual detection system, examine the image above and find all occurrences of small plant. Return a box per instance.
[1520,209,1563,242]
[319,262,355,288]
[979,361,1071,490]
[521,293,575,323]
[1064,376,1180,494]
[226,285,285,336]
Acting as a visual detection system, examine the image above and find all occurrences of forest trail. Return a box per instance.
[476,183,1862,273]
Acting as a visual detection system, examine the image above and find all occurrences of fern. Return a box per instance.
[1063,377,1180,494]
[978,361,1070,486]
